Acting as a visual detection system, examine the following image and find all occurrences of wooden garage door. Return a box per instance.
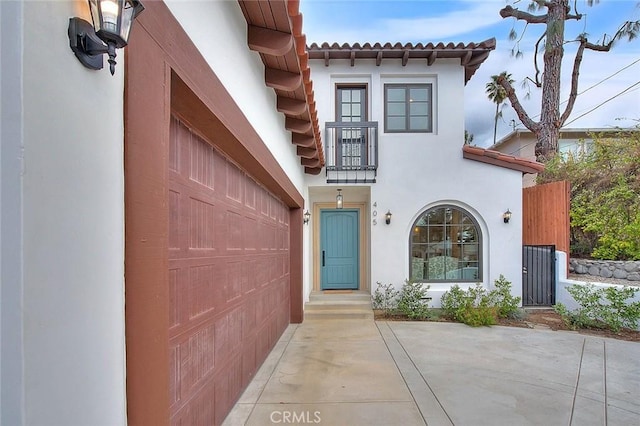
[168,116,290,424]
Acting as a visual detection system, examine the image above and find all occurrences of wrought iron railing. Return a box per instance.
[324,121,378,171]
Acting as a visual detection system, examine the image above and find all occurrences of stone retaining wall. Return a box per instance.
[569,258,640,282]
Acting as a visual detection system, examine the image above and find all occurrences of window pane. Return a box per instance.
[410,116,429,130]
[352,90,360,102]
[341,91,351,102]
[387,117,405,130]
[412,227,427,243]
[428,227,444,243]
[409,87,428,101]
[410,206,481,282]
[352,104,361,118]
[410,102,428,115]
[387,102,406,116]
[387,88,405,102]
[341,104,351,117]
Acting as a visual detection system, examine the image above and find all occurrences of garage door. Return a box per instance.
[168,115,291,424]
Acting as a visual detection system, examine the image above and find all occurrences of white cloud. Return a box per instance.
[379,3,504,41]
[305,1,504,43]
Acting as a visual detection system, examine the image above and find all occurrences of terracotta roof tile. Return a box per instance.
[239,0,324,175]
[307,39,496,83]
[462,145,544,174]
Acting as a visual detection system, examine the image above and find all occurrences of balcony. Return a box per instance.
[325,121,378,183]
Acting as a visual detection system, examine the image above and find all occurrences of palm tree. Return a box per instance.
[486,72,514,146]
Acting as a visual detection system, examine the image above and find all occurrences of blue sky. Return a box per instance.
[300,0,640,147]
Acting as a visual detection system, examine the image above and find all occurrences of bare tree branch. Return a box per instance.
[566,13,583,21]
[559,38,586,125]
[497,75,540,133]
[500,5,548,24]
[532,31,546,87]
[585,41,612,52]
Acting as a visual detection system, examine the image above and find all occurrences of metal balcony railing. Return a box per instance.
[325,121,378,173]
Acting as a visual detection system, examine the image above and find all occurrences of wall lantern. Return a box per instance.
[303,210,311,225]
[336,189,343,209]
[68,0,145,75]
[385,210,392,225]
[503,209,512,223]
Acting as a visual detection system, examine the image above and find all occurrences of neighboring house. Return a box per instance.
[0,1,542,425]
[490,128,634,187]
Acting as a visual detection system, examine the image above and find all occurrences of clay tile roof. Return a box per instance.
[238,0,324,175]
[307,38,496,83]
[462,145,545,174]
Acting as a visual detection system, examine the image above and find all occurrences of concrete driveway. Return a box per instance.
[224,319,640,425]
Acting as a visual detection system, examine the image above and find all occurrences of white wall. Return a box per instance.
[165,0,306,192]
[1,2,25,424]
[307,57,524,305]
[18,1,127,424]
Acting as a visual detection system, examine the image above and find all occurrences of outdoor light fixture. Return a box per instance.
[336,189,343,209]
[503,209,512,223]
[303,210,311,225]
[385,211,392,225]
[68,0,145,75]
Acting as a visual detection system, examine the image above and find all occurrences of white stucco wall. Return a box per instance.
[17,1,127,424]
[1,2,25,424]
[165,0,306,192]
[306,58,524,305]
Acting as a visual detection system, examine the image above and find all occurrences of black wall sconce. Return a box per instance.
[336,189,343,209]
[385,211,392,225]
[303,210,310,225]
[68,0,145,75]
[503,209,512,223]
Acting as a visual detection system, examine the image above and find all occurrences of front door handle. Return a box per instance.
[322,250,325,267]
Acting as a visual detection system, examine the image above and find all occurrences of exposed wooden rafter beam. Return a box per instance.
[350,51,355,67]
[265,68,302,91]
[376,51,382,66]
[301,157,321,167]
[277,96,307,115]
[304,167,322,175]
[285,117,312,134]
[247,25,293,56]
[460,50,472,66]
[427,51,437,66]
[296,146,318,159]
[291,133,316,148]
[402,50,410,66]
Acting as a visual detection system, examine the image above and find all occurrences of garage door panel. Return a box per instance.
[168,115,290,424]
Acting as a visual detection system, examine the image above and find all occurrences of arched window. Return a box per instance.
[410,205,481,282]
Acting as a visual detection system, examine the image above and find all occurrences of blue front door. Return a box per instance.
[321,210,359,290]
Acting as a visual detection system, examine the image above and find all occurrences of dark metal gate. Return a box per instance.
[522,245,556,306]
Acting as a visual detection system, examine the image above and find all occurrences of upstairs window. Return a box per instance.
[410,206,481,282]
[384,84,432,133]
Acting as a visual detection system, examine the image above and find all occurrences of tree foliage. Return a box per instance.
[486,72,514,146]
[538,127,640,260]
[497,1,640,161]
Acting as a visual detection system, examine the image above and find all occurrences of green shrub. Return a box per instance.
[441,283,496,326]
[491,274,521,318]
[554,284,640,332]
[440,276,520,326]
[372,281,399,317]
[397,280,431,320]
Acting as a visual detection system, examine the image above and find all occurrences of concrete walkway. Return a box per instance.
[223,319,640,425]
